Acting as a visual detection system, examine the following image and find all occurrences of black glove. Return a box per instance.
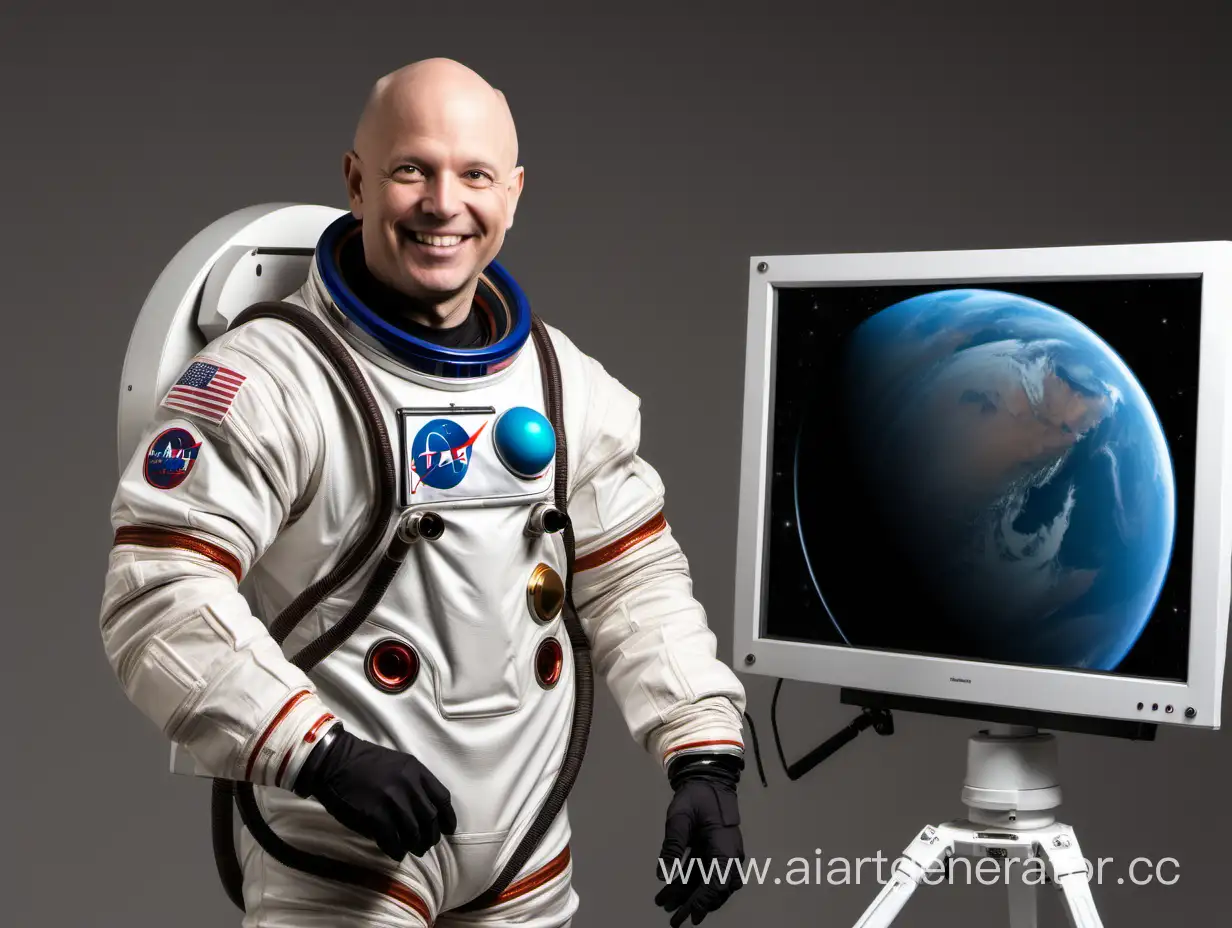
[654,753,746,926]
[292,722,457,860]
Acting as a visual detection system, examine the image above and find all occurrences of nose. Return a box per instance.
[421,173,461,218]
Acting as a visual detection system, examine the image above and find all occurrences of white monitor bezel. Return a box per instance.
[732,241,1232,731]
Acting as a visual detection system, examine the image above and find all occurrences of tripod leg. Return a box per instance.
[1039,828,1103,928]
[1007,857,1037,928]
[850,825,953,928]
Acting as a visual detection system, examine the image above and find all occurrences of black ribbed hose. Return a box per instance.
[211,780,245,909]
[210,300,401,909]
[452,314,594,911]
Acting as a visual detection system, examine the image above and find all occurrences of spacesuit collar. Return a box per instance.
[312,213,531,380]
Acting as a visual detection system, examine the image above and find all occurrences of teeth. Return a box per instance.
[413,232,464,247]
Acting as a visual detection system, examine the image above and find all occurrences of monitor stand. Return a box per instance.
[849,724,1103,928]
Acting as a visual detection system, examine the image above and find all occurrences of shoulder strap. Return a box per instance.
[224,301,398,645]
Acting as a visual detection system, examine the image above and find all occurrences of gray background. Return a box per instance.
[3,1,1229,925]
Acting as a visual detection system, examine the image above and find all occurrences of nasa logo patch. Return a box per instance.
[409,418,487,493]
[144,427,202,490]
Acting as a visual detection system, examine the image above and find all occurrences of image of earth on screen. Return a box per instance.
[763,278,1200,682]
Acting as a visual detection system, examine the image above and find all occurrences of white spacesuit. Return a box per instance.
[99,209,748,927]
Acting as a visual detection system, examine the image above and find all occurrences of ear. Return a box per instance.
[504,166,525,231]
[343,150,365,217]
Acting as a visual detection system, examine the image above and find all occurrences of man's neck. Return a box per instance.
[397,283,477,330]
[337,233,491,350]
[359,258,476,330]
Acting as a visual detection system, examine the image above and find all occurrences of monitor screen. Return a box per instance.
[762,278,1201,683]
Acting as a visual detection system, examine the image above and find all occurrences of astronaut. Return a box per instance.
[99,58,748,927]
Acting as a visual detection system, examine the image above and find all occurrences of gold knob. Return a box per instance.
[527,563,564,623]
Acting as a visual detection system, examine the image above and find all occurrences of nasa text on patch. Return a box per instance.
[409,414,488,495]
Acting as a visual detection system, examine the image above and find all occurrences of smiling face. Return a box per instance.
[343,60,524,324]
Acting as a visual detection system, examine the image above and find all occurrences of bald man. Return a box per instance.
[100,58,748,928]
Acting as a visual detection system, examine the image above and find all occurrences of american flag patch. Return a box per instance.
[164,360,247,424]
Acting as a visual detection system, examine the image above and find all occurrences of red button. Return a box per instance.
[365,639,419,693]
[535,638,564,689]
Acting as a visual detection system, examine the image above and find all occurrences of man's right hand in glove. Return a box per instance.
[291,722,457,860]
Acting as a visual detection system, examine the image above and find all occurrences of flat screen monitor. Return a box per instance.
[732,242,1231,730]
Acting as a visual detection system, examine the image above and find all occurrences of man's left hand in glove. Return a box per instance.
[654,752,746,926]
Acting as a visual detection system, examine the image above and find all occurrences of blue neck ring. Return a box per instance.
[316,213,531,378]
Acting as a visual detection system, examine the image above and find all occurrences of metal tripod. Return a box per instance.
[850,725,1103,928]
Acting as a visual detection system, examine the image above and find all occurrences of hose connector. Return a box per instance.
[526,502,568,536]
[398,510,445,544]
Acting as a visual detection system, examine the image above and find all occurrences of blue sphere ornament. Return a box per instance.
[493,406,556,478]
